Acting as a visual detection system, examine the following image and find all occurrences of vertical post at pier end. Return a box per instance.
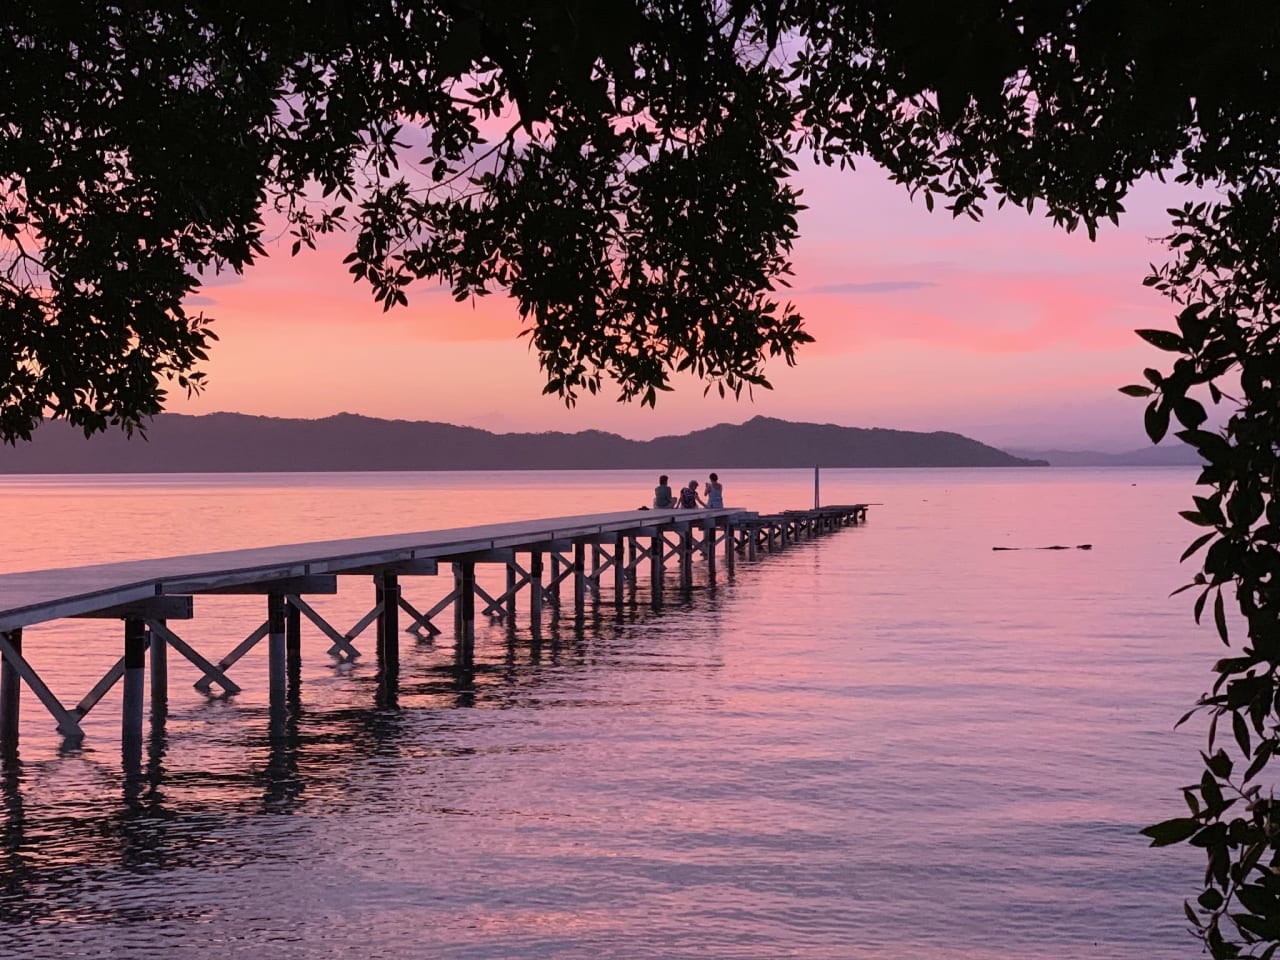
[705,520,717,583]
[150,617,168,715]
[285,600,301,676]
[267,593,287,704]
[614,532,625,610]
[530,550,544,625]
[505,564,517,622]
[380,572,400,678]
[0,628,21,762]
[457,561,476,640]
[573,541,586,618]
[651,532,664,606]
[122,618,146,747]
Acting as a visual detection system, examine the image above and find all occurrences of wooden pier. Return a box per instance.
[0,504,868,759]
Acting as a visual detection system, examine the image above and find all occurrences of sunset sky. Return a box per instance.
[172,156,1192,453]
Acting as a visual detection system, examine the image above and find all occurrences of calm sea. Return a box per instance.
[0,467,1212,958]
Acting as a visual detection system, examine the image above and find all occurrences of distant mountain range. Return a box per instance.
[0,413,1047,472]
[1007,445,1204,467]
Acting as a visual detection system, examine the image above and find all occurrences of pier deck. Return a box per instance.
[0,504,868,758]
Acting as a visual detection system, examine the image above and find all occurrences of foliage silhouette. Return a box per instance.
[4,4,1280,949]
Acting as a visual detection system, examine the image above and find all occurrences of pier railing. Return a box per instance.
[0,504,868,758]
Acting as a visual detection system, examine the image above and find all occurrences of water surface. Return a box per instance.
[0,468,1210,958]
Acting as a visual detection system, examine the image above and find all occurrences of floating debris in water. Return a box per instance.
[992,544,1093,551]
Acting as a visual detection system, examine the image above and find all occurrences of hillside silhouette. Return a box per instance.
[0,413,1047,472]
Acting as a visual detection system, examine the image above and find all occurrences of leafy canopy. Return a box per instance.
[4,6,1280,948]
[2,1,809,440]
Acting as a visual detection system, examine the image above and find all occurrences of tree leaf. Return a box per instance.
[1141,817,1200,846]
[1146,401,1171,443]
[1136,328,1187,352]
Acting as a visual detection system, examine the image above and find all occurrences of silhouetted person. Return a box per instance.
[678,479,704,509]
[705,472,724,509]
[653,474,675,509]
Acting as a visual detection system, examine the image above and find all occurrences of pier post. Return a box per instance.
[614,532,625,609]
[573,541,586,618]
[628,537,638,584]
[150,617,168,713]
[267,593,287,703]
[651,533,664,604]
[285,600,301,674]
[375,576,385,651]
[0,628,21,761]
[457,562,476,642]
[705,520,717,582]
[550,553,562,604]
[724,518,736,576]
[122,618,146,746]
[680,527,692,588]
[530,550,544,623]
[505,565,517,621]
[590,545,600,595]
[379,572,400,676]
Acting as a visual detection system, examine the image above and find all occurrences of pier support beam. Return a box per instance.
[267,593,287,704]
[505,565,517,621]
[573,541,586,617]
[529,550,544,624]
[705,520,717,583]
[455,562,476,642]
[378,572,400,677]
[651,533,664,605]
[614,532,625,609]
[150,617,168,713]
[724,519,736,576]
[122,618,146,746]
[0,628,20,761]
[285,600,301,674]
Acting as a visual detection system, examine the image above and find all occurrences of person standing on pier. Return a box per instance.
[679,480,704,509]
[654,475,675,509]
[705,473,724,509]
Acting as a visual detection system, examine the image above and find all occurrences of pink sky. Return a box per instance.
[170,158,1190,452]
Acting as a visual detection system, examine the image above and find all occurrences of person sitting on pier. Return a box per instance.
[705,473,724,509]
[653,475,675,509]
[679,479,704,509]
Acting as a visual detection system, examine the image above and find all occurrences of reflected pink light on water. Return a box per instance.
[0,467,1213,958]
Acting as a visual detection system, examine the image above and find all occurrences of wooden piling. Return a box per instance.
[285,601,301,669]
[267,593,287,701]
[530,550,544,622]
[505,564,517,621]
[0,628,21,760]
[705,519,717,582]
[680,527,692,588]
[122,618,146,745]
[651,533,664,604]
[573,541,586,617]
[150,617,168,711]
[457,561,476,641]
[380,572,400,675]
[614,532,625,608]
